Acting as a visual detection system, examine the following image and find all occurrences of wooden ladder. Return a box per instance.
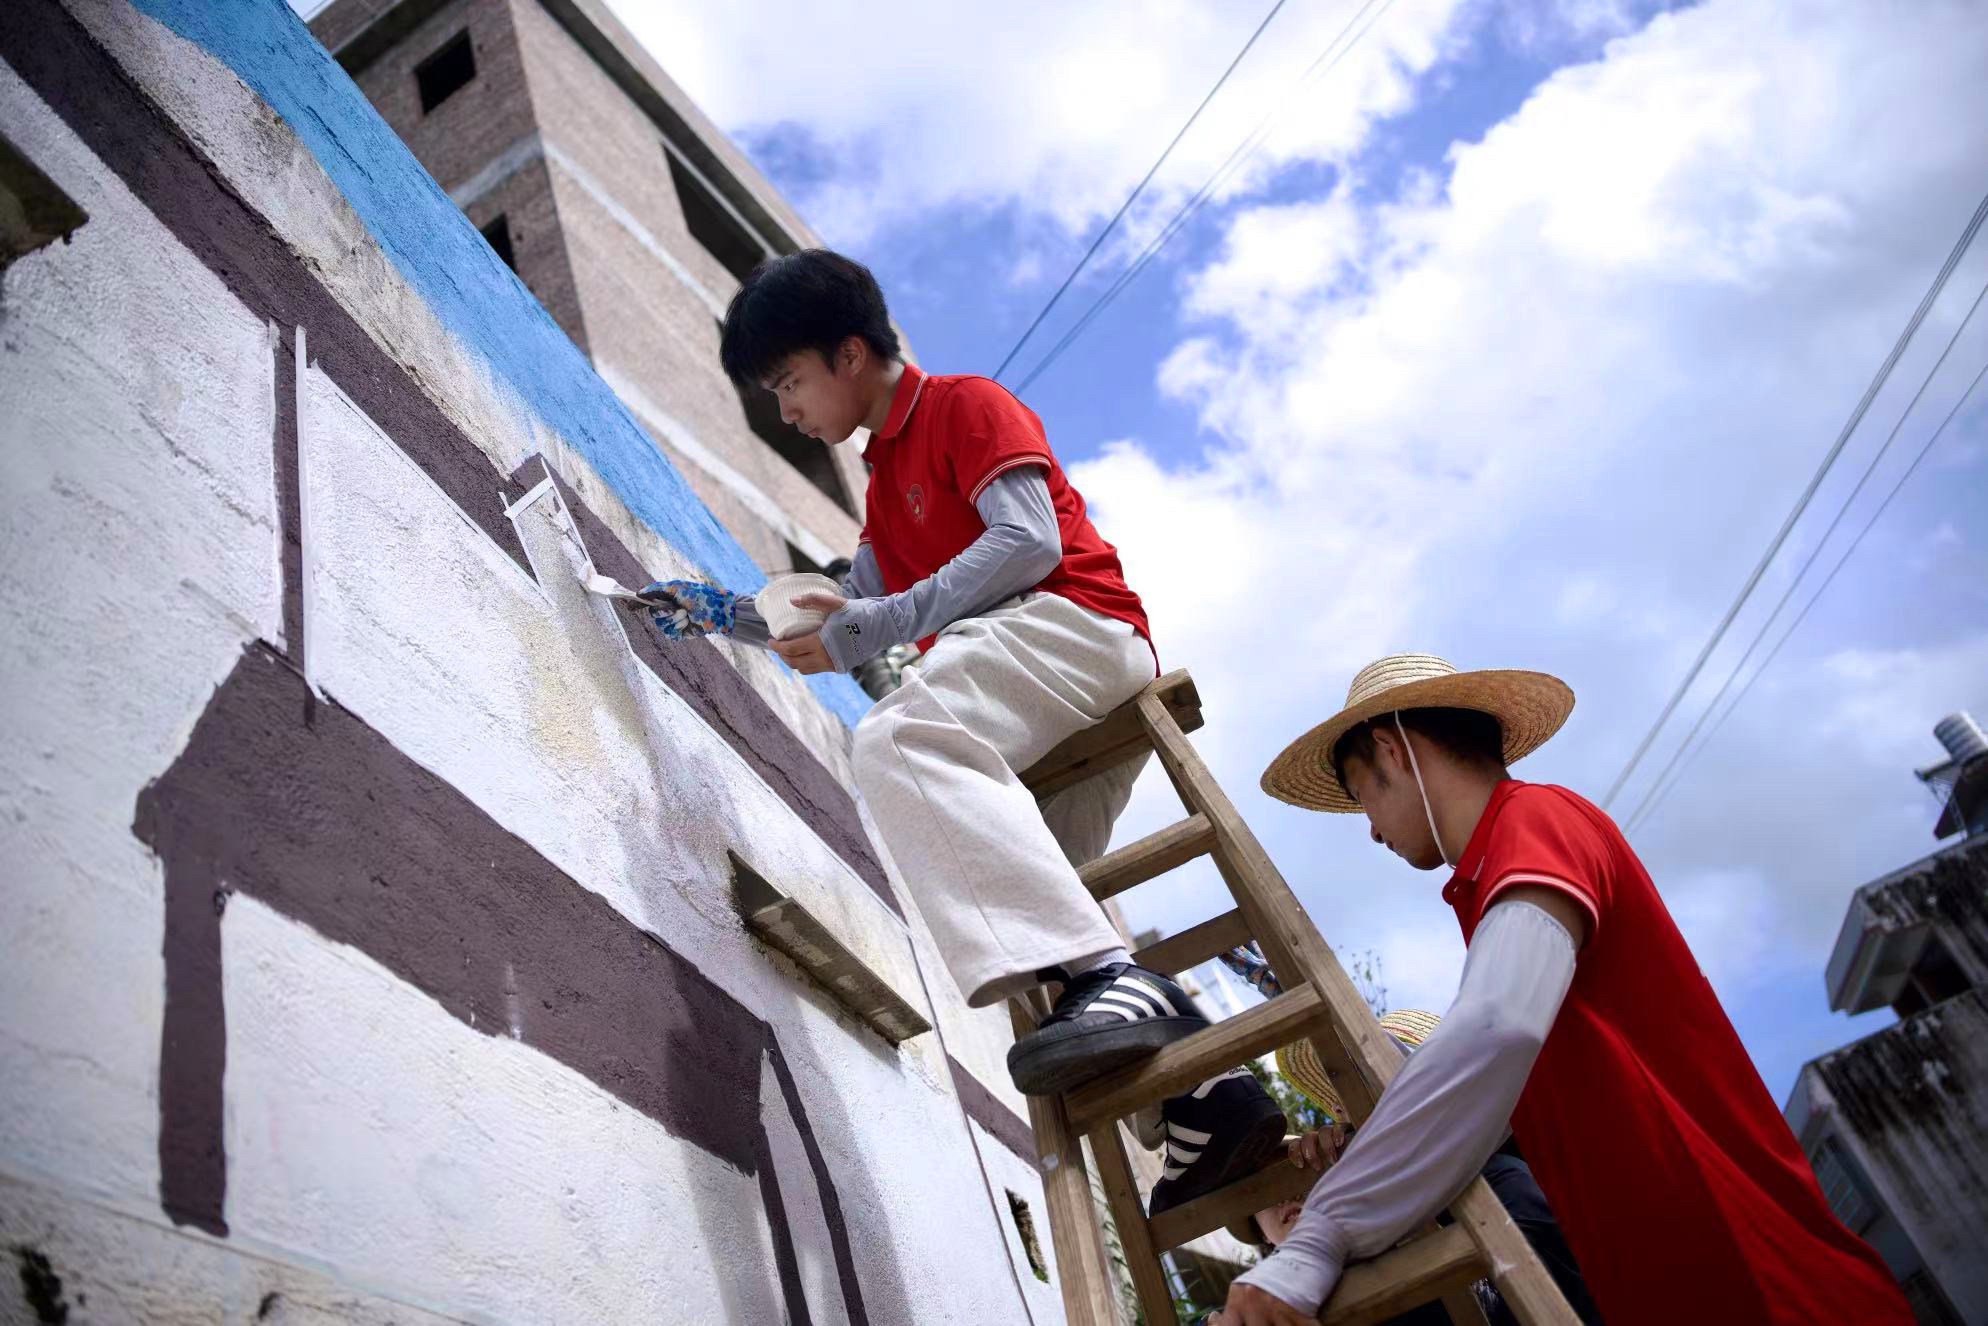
[1009,670,1579,1326]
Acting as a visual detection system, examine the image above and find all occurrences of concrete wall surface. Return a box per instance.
[0,2,1057,1322]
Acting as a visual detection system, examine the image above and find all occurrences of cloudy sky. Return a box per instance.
[599,0,1988,1101]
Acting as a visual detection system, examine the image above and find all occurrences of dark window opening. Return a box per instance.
[1004,1190,1049,1283]
[1899,935,1969,1017]
[1,132,89,272]
[480,214,516,272]
[415,30,476,114]
[1810,1139,1879,1234]
[739,382,855,517]
[667,148,767,285]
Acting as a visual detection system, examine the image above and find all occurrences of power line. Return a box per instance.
[1601,184,1988,810]
[1014,0,1396,395]
[990,0,1293,382]
[1625,352,1988,835]
[1621,278,1988,832]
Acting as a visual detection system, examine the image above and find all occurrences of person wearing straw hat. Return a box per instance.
[1218,655,1910,1326]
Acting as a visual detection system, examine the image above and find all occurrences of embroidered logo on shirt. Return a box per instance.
[844,623,860,637]
[905,484,925,523]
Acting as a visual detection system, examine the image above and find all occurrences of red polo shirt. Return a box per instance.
[1445,780,1910,1325]
[858,364,1153,662]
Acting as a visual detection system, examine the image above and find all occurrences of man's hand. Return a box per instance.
[1219,1283,1313,1326]
[763,588,852,675]
[790,589,849,618]
[639,580,736,640]
[768,631,835,675]
[1289,1123,1348,1172]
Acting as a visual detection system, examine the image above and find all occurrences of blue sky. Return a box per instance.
[608,0,1988,1103]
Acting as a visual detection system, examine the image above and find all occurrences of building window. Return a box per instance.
[667,146,769,285]
[1005,1190,1049,1283]
[415,30,476,114]
[1810,1139,1879,1234]
[480,214,517,272]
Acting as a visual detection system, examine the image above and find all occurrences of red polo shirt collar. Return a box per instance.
[866,363,927,455]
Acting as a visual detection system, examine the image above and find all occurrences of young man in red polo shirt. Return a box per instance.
[642,250,1288,1203]
[1220,654,1912,1325]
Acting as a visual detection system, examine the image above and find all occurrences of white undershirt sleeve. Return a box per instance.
[1233,899,1578,1316]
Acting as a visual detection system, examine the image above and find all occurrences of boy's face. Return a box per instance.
[1254,1198,1303,1246]
[761,342,868,446]
[1343,739,1445,871]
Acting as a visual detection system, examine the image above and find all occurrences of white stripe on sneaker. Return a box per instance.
[1105,980,1167,1017]
[1166,1121,1213,1146]
[1123,974,1186,1017]
[1089,994,1152,1020]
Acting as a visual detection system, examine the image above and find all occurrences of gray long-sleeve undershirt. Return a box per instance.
[731,467,1060,670]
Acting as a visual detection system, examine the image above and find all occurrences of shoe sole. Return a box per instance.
[1148,1103,1290,1219]
[1007,1014,1207,1097]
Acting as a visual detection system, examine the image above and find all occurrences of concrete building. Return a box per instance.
[0,2,1072,1321]
[309,0,875,585]
[1785,715,1988,1326]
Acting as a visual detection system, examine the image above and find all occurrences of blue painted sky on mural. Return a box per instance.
[607,0,1988,1101]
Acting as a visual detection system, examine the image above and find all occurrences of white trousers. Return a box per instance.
[852,592,1154,1007]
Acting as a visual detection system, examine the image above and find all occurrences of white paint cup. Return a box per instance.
[758,572,842,640]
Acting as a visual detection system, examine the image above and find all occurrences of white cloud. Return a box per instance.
[1070,0,1988,1029]
[605,0,1477,242]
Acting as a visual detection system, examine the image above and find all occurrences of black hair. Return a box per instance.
[719,249,901,387]
[1329,706,1505,793]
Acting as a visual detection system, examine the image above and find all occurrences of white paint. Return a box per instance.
[222,895,789,1323]
[0,57,282,1210]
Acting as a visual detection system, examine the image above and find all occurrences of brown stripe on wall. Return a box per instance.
[948,1054,1040,1173]
[523,459,900,917]
[132,643,871,1324]
[272,326,303,659]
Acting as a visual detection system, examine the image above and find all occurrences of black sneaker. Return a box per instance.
[1147,1068,1288,1218]
[1006,963,1209,1096]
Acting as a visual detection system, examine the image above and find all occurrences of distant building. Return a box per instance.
[310,0,877,586]
[1785,713,1988,1326]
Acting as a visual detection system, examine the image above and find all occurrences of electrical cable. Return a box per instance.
[1601,184,1988,809]
[990,0,1293,381]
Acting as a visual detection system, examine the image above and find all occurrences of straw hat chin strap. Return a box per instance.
[1394,711,1451,869]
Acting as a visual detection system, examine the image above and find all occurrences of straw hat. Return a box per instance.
[1275,1010,1443,1122]
[1260,654,1574,812]
[1223,1011,1445,1249]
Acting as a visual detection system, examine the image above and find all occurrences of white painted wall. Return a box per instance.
[0,55,283,1213]
[0,13,1062,1323]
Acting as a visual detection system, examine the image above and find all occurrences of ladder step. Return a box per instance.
[1146,1149,1316,1251]
[1021,669,1203,799]
[1078,814,1216,902]
[1064,985,1324,1134]
[1131,907,1250,977]
[1321,1223,1484,1324]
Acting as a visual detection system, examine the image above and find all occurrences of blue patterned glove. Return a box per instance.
[639,580,736,639]
[1219,941,1282,998]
